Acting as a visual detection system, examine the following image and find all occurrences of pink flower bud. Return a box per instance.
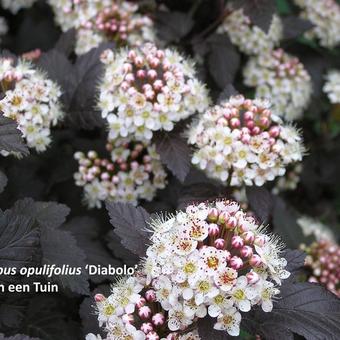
[136,297,146,308]
[242,231,255,244]
[240,245,253,258]
[250,254,263,267]
[230,256,243,269]
[231,236,244,248]
[138,306,152,320]
[94,294,105,302]
[137,70,146,78]
[230,118,240,128]
[244,111,254,120]
[146,332,160,340]
[134,56,144,67]
[254,235,267,246]
[208,223,220,236]
[246,120,255,129]
[246,271,260,284]
[145,290,156,302]
[141,322,154,334]
[218,211,229,225]
[208,208,219,222]
[214,238,225,249]
[152,313,165,326]
[260,117,269,127]
[226,216,237,230]
[269,126,280,138]
[147,69,157,79]
[252,126,261,135]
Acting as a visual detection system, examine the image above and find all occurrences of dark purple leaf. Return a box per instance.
[0,170,7,194]
[0,115,29,156]
[106,202,151,257]
[207,34,240,89]
[282,16,314,40]
[54,29,76,56]
[154,130,192,182]
[246,186,273,224]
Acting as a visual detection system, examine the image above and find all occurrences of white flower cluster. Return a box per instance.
[243,49,312,120]
[293,0,340,48]
[74,138,167,208]
[99,43,210,141]
[143,200,290,336]
[297,216,335,242]
[0,58,63,153]
[323,70,340,104]
[88,276,201,340]
[1,0,37,13]
[48,0,154,55]
[218,8,283,56]
[188,95,304,187]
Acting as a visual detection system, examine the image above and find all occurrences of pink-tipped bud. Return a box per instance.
[246,120,255,129]
[146,332,160,340]
[141,322,154,334]
[145,290,156,302]
[242,231,255,244]
[240,245,253,258]
[137,69,146,78]
[94,293,105,303]
[226,216,237,230]
[231,236,244,249]
[138,306,152,320]
[134,56,144,67]
[250,254,263,267]
[230,256,243,270]
[260,117,269,127]
[214,238,225,249]
[136,297,146,308]
[244,111,254,120]
[152,313,165,326]
[147,69,157,79]
[254,235,267,246]
[252,126,261,135]
[246,271,260,284]
[230,117,241,128]
[208,208,219,222]
[269,126,280,138]
[208,223,220,236]
[218,211,229,225]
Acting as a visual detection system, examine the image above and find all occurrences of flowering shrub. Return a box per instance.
[74,138,167,208]
[243,49,312,120]
[293,0,340,48]
[0,57,63,153]
[218,8,282,56]
[98,43,210,141]
[189,95,304,186]
[0,1,339,340]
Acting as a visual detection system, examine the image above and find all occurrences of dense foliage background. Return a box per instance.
[0,0,339,339]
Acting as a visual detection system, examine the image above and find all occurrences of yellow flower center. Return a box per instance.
[198,281,210,293]
[184,262,196,274]
[233,289,245,300]
[104,304,115,316]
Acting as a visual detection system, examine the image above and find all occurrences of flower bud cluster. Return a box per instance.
[87,276,200,340]
[243,49,312,120]
[0,58,63,153]
[293,0,340,48]
[74,137,167,208]
[297,216,335,243]
[143,200,290,336]
[302,240,340,297]
[1,0,37,14]
[76,1,154,55]
[218,8,282,56]
[323,70,340,104]
[188,95,304,187]
[99,43,210,141]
